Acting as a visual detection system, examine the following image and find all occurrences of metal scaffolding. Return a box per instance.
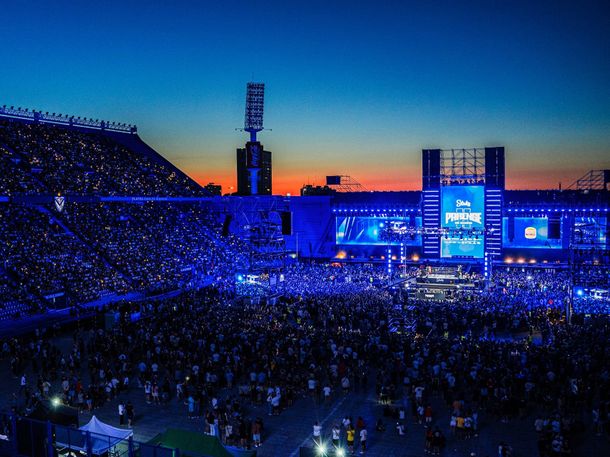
[440,148,487,184]
[215,196,288,274]
[567,169,610,191]
[327,175,368,192]
[568,216,610,324]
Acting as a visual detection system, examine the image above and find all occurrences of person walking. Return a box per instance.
[252,417,262,448]
[359,425,367,454]
[332,423,341,449]
[312,421,322,446]
[118,401,125,426]
[126,401,134,428]
[346,425,355,455]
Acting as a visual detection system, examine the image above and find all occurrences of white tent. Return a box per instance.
[56,415,133,455]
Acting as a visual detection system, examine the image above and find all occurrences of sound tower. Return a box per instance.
[422,149,441,189]
[484,147,505,189]
[548,214,561,239]
[280,211,292,235]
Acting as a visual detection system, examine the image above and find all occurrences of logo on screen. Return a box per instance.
[524,227,537,239]
[445,199,482,227]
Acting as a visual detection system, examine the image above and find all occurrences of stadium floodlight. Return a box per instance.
[244,82,265,137]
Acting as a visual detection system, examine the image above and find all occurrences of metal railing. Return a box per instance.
[0,412,177,457]
[0,105,136,134]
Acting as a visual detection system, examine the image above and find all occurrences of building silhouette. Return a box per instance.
[236,146,272,195]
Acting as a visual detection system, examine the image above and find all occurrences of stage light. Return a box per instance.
[336,448,346,457]
[51,397,61,407]
[316,442,327,455]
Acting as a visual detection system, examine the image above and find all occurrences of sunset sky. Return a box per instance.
[1,0,609,195]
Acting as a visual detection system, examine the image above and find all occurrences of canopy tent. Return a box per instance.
[55,415,133,455]
[147,428,256,457]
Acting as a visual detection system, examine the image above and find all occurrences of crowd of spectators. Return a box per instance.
[0,275,43,321]
[0,144,43,195]
[279,262,401,296]
[0,204,129,308]
[0,114,609,456]
[0,118,257,318]
[0,118,205,196]
[62,202,248,292]
[2,265,610,455]
[0,201,252,318]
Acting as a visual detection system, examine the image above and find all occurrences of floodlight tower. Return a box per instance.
[244,82,265,195]
[244,82,265,142]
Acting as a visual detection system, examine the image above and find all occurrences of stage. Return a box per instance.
[406,265,482,301]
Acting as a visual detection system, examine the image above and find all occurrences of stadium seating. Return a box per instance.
[0,117,249,318]
[0,119,205,196]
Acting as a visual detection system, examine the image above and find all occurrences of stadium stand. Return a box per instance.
[0,118,205,196]
[0,204,130,308]
[0,116,246,319]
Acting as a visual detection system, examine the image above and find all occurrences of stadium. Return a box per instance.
[0,95,609,457]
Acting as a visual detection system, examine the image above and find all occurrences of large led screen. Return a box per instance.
[440,186,485,258]
[336,216,422,246]
[502,217,562,248]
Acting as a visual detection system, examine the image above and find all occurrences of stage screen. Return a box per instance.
[502,217,562,248]
[336,216,422,246]
[440,185,485,258]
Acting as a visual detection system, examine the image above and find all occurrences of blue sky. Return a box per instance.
[1,0,609,193]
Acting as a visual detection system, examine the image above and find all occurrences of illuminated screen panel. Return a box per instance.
[336,216,422,246]
[440,185,485,258]
[502,217,562,248]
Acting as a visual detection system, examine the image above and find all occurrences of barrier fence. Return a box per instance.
[0,412,178,457]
